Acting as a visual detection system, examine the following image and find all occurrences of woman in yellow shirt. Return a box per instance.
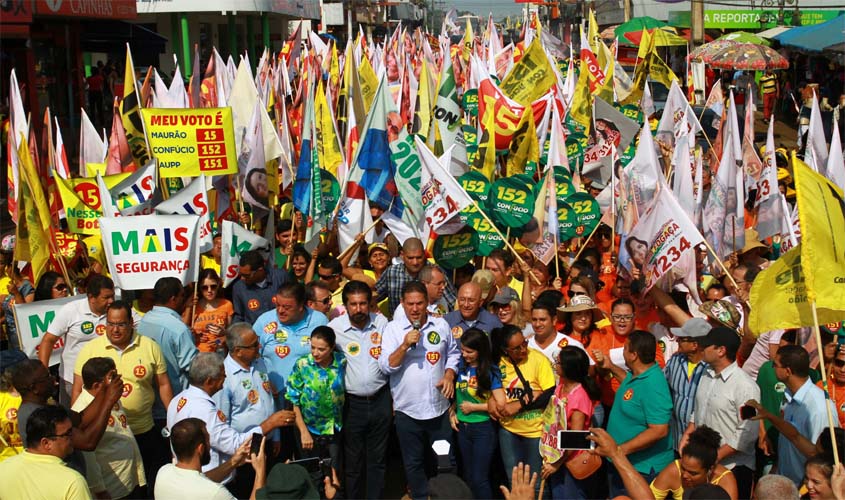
[0,364,23,461]
[650,426,738,500]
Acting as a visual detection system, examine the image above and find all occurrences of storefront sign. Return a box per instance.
[668,9,842,29]
[35,0,137,19]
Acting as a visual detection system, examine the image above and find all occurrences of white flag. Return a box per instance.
[14,295,82,365]
[806,93,829,171]
[657,80,703,144]
[414,137,473,235]
[754,117,784,240]
[156,175,214,253]
[627,188,705,294]
[672,132,695,221]
[110,159,159,216]
[220,220,270,287]
[824,118,845,191]
[627,124,667,216]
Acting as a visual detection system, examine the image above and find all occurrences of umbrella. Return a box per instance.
[774,13,845,52]
[708,43,789,71]
[716,31,771,46]
[689,39,738,63]
[614,16,667,39]
[622,28,688,47]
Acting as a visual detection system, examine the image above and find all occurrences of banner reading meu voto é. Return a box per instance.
[100,214,200,290]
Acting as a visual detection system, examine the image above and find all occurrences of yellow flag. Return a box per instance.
[637,29,654,60]
[314,81,344,178]
[413,58,432,140]
[462,17,474,63]
[570,58,593,130]
[358,55,379,113]
[329,43,341,93]
[506,109,538,177]
[500,37,557,105]
[648,52,679,89]
[473,104,498,180]
[588,10,604,66]
[56,171,130,235]
[120,44,150,168]
[794,154,845,309]
[15,137,52,281]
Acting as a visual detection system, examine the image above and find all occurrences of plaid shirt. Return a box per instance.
[375,263,456,318]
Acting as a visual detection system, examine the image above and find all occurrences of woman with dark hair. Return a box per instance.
[540,346,602,498]
[649,426,737,500]
[33,271,69,302]
[490,324,556,495]
[190,268,234,352]
[289,245,311,284]
[450,328,506,499]
[286,325,345,474]
[804,455,837,500]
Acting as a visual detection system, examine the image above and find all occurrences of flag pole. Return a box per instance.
[571,221,601,263]
[812,300,841,466]
[473,201,542,286]
[699,238,741,293]
[335,215,383,263]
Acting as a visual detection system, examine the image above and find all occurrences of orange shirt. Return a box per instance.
[192,300,234,352]
[821,379,845,424]
[590,328,665,407]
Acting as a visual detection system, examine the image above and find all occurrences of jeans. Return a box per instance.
[550,464,595,499]
[498,428,542,495]
[343,388,392,499]
[608,464,658,498]
[394,411,454,500]
[457,420,497,499]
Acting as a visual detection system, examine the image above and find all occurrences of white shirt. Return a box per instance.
[692,362,760,470]
[527,331,594,367]
[329,312,390,396]
[167,385,256,483]
[154,464,235,500]
[650,323,679,362]
[741,329,785,380]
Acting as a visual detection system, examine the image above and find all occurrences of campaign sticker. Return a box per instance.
[133,365,147,378]
[275,346,291,359]
[370,346,382,359]
[426,352,441,365]
[177,397,187,412]
[347,342,361,356]
[248,299,260,311]
[623,389,633,401]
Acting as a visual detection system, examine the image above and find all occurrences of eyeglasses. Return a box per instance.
[834,359,845,368]
[611,314,635,322]
[506,340,529,352]
[318,273,339,280]
[567,290,586,299]
[238,341,260,350]
[317,297,331,305]
[106,322,130,329]
[54,284,69,292]
[201,284,219,291]
[47,428,73,440]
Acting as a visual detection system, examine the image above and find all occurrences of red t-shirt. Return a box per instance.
[87,74,104,92]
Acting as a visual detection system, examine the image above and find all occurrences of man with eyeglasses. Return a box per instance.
[316,256,345,316]
[73,300,174,488]
[0,406,90,500]
[305,281,334,316]
[445,282,502,343]
[216,322,279,498]
[233,250,291,325]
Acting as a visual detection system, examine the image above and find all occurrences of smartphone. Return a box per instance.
[289,457,322,473]
[740,405,757,420]
[250,433,263,456]
[558,430,594,450]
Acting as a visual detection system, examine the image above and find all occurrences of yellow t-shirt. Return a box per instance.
[0,450,90,500]
[498,349,556,438]
[0,392,23,461]
[74,334,168,434]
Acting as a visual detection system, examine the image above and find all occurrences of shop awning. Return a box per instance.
[774,13,845,52]
[80,21,167,53]
[757,26,792,39]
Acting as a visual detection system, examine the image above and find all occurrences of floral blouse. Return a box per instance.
[285,351,346,436]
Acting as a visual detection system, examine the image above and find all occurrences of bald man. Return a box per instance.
[375,238,456,318]
[445,282,503,343]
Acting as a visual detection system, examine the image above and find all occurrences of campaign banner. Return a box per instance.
[56,172,131,234]
[14,295,83,366]
[220,220,271,287]
[100,214,200,290]
[155,175,214,253]
[142,107,237,178]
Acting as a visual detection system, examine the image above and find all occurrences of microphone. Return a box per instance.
[410,320,421,350]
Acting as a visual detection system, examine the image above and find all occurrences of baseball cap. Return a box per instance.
[255,463,319,499]
[697,326,741,353]
[471,270,495,297]
[490,287,519,305]
[368,242,389,256]
[670,317,712,338]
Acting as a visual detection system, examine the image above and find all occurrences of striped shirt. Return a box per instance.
[760,74,777,95]
[664,353,708,452]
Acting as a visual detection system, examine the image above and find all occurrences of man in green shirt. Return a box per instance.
[601,330,673,498]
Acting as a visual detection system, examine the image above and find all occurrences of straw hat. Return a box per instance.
[557,295,606,323]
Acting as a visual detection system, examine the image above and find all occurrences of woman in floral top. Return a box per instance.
[286,325,346,470]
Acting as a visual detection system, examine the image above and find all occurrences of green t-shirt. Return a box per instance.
[757,360,787,459]
[456,363,502,423]
[607,363,674,474]
[274,247,288,270]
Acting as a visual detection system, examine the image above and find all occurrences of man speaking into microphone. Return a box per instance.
[379,281,460,500]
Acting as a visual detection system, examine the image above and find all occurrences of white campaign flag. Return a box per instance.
[754,117,784,240]
[627,188,705,294]
[220,220,271,287]
[156,175,214,253]
[657,80,703,144]
[97,173,119,218]
[80,109,107,177]
[806,93,829,171]
[110,159,160,216]
[414,137,473,234]
[824,118,845,191]
[672,131,695,221]
[627,124,667,216]
[100,214,200,289]
[14,295,83,365]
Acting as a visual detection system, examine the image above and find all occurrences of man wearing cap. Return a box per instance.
[376,238,456,318]
[445,282,503,342]
[663,318,710,452]
[683,327,760,499]
[471,270,499,307]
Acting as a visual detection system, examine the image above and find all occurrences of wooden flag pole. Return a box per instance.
[571,222,601,263]
[472,201,542,286]
[699,238,742,293]
[335,215,383,263]
[812,300,841,466]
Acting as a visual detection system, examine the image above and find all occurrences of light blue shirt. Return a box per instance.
[378,314,459,420]
[253,307,329,398]
[329,312,390,397]
[215,355,279,442]
[137,306,198,419]
[779,378,839,484]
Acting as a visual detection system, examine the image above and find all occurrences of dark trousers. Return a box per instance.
[608,464,658,499]
[343,388,392,499]
[456,419,497,500]
[732,465,755,500]
[394,411,454,500]
[135,423,169,490]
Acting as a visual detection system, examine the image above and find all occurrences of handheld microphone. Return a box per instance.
[410,320,421,350]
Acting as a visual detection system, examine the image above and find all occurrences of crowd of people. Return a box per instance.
[0,208,844,500]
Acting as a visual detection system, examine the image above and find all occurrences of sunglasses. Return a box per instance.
[318,297,332,305]
[834,359,845,368]
[54,283,69,292]
[201,284,219,291]
[318,273,339,280]
[567,290,586,299]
